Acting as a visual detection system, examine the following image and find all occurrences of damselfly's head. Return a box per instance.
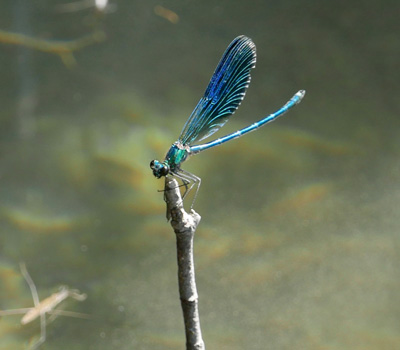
[150,160,169,178]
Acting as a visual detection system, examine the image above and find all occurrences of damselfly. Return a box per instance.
[150,35,305,205]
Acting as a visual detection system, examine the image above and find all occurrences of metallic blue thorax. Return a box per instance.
[164,142,190,171]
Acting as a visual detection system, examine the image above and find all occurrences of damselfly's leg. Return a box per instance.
[157,181,188,193]
[173,169,201,209]
[20,263,46,350]
[163,172,188,200]
[159,176,189,211]
[170,172,189,198]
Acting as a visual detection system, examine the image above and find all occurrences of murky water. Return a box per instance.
[0,1,399,349]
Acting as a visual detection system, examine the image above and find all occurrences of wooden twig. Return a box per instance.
[0,29,105,67]
[164,177,205,350]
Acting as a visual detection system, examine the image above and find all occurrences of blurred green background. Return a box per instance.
[0,0,399,349]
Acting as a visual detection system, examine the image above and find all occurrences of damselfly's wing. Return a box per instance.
[178,36,256,146]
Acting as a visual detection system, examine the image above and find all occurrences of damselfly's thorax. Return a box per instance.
[150,142,190,178]
[165,142,190,167]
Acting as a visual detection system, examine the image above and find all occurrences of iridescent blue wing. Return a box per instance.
[178,36,256,145]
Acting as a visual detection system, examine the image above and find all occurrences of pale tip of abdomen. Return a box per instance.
[295,90,306,103]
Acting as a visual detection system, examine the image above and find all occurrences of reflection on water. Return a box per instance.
[1,0,399,349]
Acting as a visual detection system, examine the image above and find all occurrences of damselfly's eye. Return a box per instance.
[150,160,156,169]
[160,164,169,176]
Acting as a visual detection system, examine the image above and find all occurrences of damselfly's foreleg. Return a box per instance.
[159,176,189,196]
[164,172,188,210]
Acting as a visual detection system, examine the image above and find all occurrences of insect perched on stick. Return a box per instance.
[150,35,305,207]
[0,262,89,349]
